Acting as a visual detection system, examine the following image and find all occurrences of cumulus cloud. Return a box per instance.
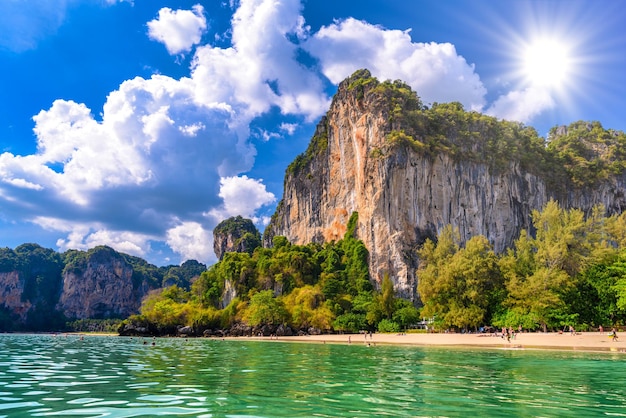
[2,0,312,265]
[485,86,555,123]
[304,18,487,111]
[147,4,207,55]
[190,0,330,121]
[0,72,258,264]
[208,175,276,223]
[166,222,214,264]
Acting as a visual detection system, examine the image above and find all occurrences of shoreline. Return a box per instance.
[4,331,625,353]
[238,331,626,353]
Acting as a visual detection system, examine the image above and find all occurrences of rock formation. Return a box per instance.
[265,69,626,301]
[0,244,203,330]
[57,246,146,319]
[213,215,262,260]
[0,271,32,322]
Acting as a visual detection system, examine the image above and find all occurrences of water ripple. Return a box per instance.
[1,334,626,416]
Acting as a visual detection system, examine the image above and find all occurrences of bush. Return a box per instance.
[377,319,401,333]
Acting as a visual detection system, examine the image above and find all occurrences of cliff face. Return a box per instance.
[0,245,181,328]
[57,248,145,319]
[0,271,32,321]
[213,216,262,260]
[266,70,626,300]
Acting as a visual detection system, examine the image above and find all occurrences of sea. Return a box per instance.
[0,333,625,417]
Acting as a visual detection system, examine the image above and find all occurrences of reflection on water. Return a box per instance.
[0,334,625,417]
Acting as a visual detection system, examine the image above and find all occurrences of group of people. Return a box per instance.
[498,325,620,342]
[599,325,619,341]
[501,326,520,342]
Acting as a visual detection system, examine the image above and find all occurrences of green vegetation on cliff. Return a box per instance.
[286,121,328,176]
[547,121,626,186]
[287,69,626,191]
[214,215,262,257]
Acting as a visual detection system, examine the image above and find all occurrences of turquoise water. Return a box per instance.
[0,334,625,417]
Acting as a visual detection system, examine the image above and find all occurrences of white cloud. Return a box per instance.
[280,123,298,135]
[304,18,487,111]
[0,72,261,264]
[147,4,207,55]
[166,221,214,264]
[208,175,276,222]
[486,86,555,123]
[259,129,280,141]
[58,228,150,258]
[32,216,150,258]
[190,0,330,121]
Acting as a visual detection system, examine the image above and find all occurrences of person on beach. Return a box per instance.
[611,328,618,341]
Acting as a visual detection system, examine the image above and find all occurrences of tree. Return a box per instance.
[191,268,224,308]
[380,274,395,319]
[284,285,333,330]
[392,299,420,330]
[418,228,501,330]
[140,289,191,331]
[242,290,288,326]
[606,252,626,318]
[500,201,589,331]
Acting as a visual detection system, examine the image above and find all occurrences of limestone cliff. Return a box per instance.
[0,244,202,330]
[213,216,262,260]
[0,271,32,321]
[265,69,626,300]
[57,246,149,319]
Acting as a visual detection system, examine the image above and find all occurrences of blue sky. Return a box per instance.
[1,0,625,266]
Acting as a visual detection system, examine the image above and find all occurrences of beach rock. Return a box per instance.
[229,322,253,337]
[276,324,293,336]
[178,326,194,336]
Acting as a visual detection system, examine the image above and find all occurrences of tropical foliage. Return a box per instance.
[125,212,420,335]
[418,201,626,332]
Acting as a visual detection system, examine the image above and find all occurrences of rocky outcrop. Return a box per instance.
[0,245,193,329]
[213,216,262,260]
[265,70,626,301]
[57,247,150,319]
[0,271,32,321]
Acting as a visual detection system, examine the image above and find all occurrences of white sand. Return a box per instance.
[239,331,626,353]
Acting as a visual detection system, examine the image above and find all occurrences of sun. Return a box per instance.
[521,37,572,89]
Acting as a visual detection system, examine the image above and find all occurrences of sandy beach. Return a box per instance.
[247,331,626,353]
